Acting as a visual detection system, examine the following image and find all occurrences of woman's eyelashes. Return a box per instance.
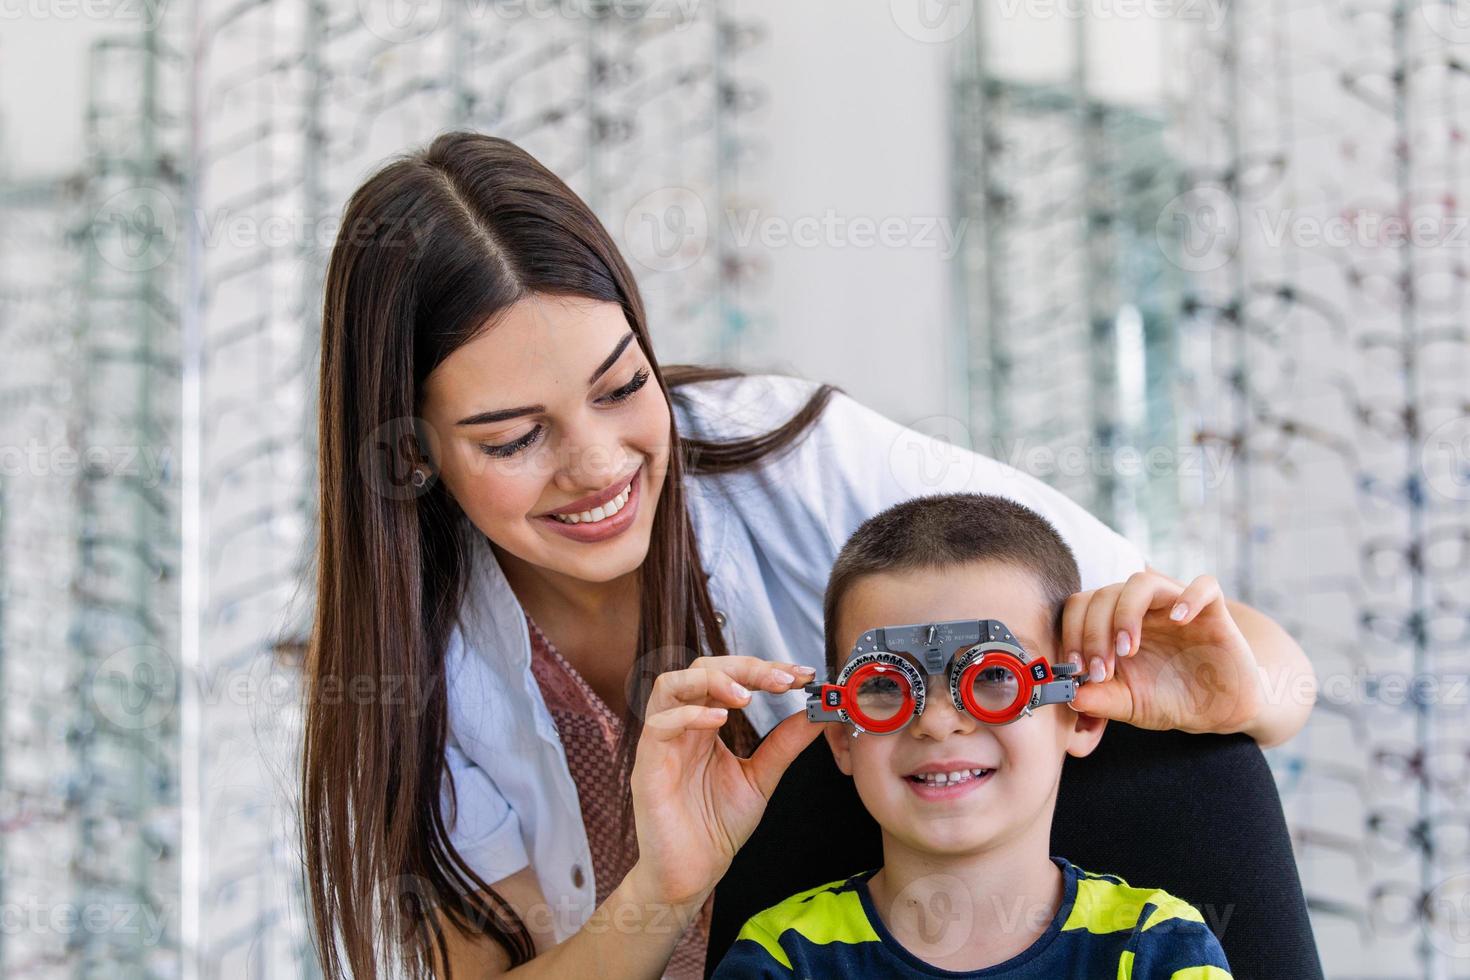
[476,368,651,458]
[602,367,649,405]
[479,426,541,459]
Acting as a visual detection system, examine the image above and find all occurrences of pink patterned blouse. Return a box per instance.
[525,613,713,980]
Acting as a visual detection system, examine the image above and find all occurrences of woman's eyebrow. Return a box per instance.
[587,330,636,385]
[455,330,635,426]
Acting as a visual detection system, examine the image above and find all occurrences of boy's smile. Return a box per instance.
[901,759,998,801]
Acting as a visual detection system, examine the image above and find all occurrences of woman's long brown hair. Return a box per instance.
[302,131,839,979]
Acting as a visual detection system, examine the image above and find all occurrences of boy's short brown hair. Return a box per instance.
[822,492,1082,679]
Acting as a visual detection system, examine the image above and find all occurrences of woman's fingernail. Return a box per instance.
[1067,652,1083,668]
[794,664,818,676]
[773,670,796,685]
[731,682,750,699]
[1115,631,1130,658]
[1090,657,1107,682]
[710,707,729,720]
[1170,602,1188,621]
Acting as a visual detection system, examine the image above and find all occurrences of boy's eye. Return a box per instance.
[855,675,907,722]
[968,665,1020,711]
[477,368,650,458]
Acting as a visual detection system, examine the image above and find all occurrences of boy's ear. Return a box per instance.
[824,723,855,775]
[1063,709,1107,759]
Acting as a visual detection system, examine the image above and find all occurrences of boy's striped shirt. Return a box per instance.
[711,855,1232,978]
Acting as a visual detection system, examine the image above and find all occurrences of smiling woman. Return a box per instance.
[302,131,838,980]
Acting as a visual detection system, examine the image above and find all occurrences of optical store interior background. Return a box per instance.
[3,1,1470,977]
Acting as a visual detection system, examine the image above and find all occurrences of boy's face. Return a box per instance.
[825,561,1106,858]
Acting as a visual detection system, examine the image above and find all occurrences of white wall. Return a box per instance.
[735,1,967,428]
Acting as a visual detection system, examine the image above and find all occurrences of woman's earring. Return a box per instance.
[410,468,428,487]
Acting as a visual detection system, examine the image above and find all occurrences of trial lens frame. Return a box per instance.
[804,618,1088,735]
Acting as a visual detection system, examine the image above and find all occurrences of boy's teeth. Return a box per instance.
[910,768,991,785]
[550,481,631,524]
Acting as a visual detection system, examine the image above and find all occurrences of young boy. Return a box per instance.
[711,492,1233,978]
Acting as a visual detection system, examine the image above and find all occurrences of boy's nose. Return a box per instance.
[911,678,977,738]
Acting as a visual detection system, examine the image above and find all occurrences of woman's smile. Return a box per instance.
[534,463,643,543]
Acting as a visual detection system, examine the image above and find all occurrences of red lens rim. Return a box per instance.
[957,653,1031,724]
[843,661,916,734]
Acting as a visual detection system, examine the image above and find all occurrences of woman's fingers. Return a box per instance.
[773,662,819,684]
[648,665,752,716]
[691,654,817,688]
[744,709,825,800]
[1069,669,1135,722]
[1065,570,1209,682]
[1060,590,1094,672]
[644,703,730,742]
[1079,584,1123,682]
[1110,571,1185,659]
[1167,574,1223,625]
[648,657,814,716]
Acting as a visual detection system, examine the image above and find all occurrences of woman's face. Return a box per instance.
[419,292,672,586]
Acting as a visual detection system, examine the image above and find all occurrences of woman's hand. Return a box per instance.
[1060,570,1266,737]
[627,656,823,912]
